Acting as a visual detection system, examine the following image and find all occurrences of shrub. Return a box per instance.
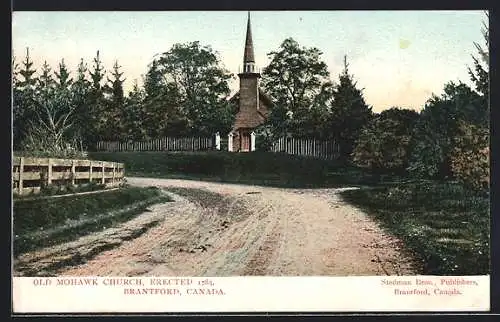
[352,107,419,174]
[407,82,486,180]
[253,124,276,152]
[450,121,489,191]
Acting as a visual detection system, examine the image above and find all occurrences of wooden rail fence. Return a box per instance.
[271,137,340,160]
[12,157,125,196]
[96,137,214,152]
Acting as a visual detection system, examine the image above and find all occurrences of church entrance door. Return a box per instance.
[241,131,251,152]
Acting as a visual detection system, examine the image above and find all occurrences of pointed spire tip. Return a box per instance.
[243,11,255,63]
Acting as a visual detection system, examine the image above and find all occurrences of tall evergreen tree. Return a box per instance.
[18,48,37,90]
[329,55,373,161]
[106,60,125,104]
[123,79,147,140]
[89,50,105,91]
[53,59,74,131]
[103,60,126,140]
[53,58,75,134]
[12,56,20,86]
[13,48,38,149]
[87,50,107,143]
[70,58,92,148]
[36,61,56,102]
[54,59,73,91]
[468,11,489,109]
[12,55,23,149]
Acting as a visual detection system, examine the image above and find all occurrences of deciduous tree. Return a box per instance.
[261,38,333,138]
[155,41,233,136]
[352,107,419,174]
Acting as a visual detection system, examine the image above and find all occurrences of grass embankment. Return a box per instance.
[13,186,173,256]
[89,151,396,188]
[340,181,490,275]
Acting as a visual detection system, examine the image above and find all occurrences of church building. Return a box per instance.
[228,12,273,152]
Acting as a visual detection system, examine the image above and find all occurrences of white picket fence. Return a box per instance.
[96,137,215,152]
[271,137,340,160]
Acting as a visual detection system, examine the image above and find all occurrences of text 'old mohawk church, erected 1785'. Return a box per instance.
[228,12,273,152]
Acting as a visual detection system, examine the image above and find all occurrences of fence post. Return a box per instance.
[228,132,234,152]
[71,160,76,186]
[101,161,105,185]
[215,132,221,150]
[89,161,93,183]
[112,162,116,186]
[47,158,53,185]
[18,157,24,195]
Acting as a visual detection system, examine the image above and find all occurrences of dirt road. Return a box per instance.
[43,177,416,276]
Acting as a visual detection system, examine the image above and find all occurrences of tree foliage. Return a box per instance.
[450,121,489,190]
[261,38,333,138]
[87,50,107,142]
[70,58,92,148]
[409,13,489,181]
[352,107,419,173]
[21,57,80,156]
[408,82,483,178]
[122,79,147,141]
[329,56,373,160]
[102,60,126,140]
[13,48,38,149]
[155,41,234,136]
[468,11,489,98]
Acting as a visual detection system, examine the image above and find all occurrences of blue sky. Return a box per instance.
[12,11,486,112]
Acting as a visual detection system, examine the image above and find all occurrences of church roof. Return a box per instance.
[229,88,274,108]
[243,12,255,63]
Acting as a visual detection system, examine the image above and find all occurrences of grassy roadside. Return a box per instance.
[13,186,173,256]
[339,181,490,275]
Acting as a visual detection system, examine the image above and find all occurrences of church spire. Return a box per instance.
[244,11,255,64]
[241,12,258,74]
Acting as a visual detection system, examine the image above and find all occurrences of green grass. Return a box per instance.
[88,151,388,188]
[13,186,173,255]
[340,181,490,275]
